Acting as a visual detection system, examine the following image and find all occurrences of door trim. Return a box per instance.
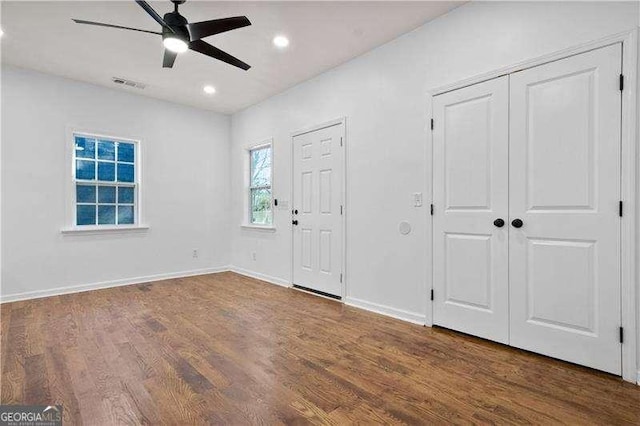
[290,117,347,300]
[427,30,638,383]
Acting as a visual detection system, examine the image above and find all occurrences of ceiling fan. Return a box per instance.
[72,0,251,70]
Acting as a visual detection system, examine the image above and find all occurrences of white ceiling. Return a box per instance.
[1,1,462,114]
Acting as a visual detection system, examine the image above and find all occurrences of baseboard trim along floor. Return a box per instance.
[345,296,427,326]
[0,266,229,303]
[227,265,291,288]
[2,265,429,331]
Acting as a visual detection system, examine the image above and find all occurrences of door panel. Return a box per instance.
[525,69,597,211]
[526,238,597,334]
[433,76,509,343]
[293,123,344,297]
[445,233,492,310]
[509,43,622,374]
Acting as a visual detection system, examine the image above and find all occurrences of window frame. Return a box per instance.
[246,141,274,228]
[63,129,146,233]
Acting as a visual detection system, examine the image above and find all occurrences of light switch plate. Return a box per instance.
[413,192,423,207]
[277,200,289,210]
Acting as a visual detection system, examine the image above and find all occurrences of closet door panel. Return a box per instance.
[508,43,622,374]
[432,76,509,343]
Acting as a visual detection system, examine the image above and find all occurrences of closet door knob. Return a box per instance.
[292,220,299,226]
[493,218,505,228]
[511,218,524,228]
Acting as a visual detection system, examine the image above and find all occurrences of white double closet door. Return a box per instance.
[432,44,622,374]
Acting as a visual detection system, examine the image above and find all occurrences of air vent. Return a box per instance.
[111,77,146,90]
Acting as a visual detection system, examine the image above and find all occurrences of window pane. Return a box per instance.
[74,135,138,228]
[76,184,96,203]
[97,140,116,161]
[250,147,271,187]
[98,185,116,203]
[75,137,95,159]
[98,205,116,224]
[118,186,134,204]
[118,143,135,163]
[97,162,115,181]
[118,206,134,224]
[251,188,272,225]
[76,160,95,180]
[77,205,96,225]
[117,163,135,182]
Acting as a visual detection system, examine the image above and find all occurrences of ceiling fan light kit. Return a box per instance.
[163,36,188,53]
[73,0,252,70]
[162,6,190,53]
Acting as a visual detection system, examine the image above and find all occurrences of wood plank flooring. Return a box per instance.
[2,272,639,425]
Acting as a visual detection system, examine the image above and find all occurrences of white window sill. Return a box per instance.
[61,225,150,235]
[240,224,276,232]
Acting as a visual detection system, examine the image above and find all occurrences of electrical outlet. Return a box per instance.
[192,249,199,258]
[252,252,257,261]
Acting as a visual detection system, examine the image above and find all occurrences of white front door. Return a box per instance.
[509,44,622,374]
[432,76,510,343]
[292,122,344,297]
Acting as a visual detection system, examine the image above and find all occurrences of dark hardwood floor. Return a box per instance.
[2,272,639,425]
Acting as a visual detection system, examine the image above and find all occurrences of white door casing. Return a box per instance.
[508,43,622,374]
[432,76,510,343]
[292,122,344,297]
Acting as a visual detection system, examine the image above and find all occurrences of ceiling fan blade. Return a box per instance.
[134,0,174,33]
[163,49,178,68]
[72,19,162,35]
[186,16,251,41]
[189,40,251,71]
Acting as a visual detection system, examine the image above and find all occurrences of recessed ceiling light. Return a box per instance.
[203,85,216,95]
[273,35,289,48]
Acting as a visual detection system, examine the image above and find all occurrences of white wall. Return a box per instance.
[229,2,639,322]
[1,66,231,300]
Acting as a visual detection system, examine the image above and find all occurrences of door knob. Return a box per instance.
[493,218,505,227]
[292,220,298,226]
[511,218,523,228]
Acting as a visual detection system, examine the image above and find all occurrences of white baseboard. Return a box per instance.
[0,266,229,303]
[2,265,427,331]
[229,268,425,326]
[637,370,640,385]
[345,296,426,326]
[228,265,291,288]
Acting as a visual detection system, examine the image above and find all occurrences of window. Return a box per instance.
[249,144,272,225]
[73,133,138,227]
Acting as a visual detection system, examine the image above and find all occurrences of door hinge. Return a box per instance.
[430,118,434,130]
[340,205,343,215]
[430,204,434,216]
[340,137,343,147]
[430,289,434,301]
[619,74,624,91]
[340,273,343,283]
[619,200,623,217]
[619,326,624,344]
